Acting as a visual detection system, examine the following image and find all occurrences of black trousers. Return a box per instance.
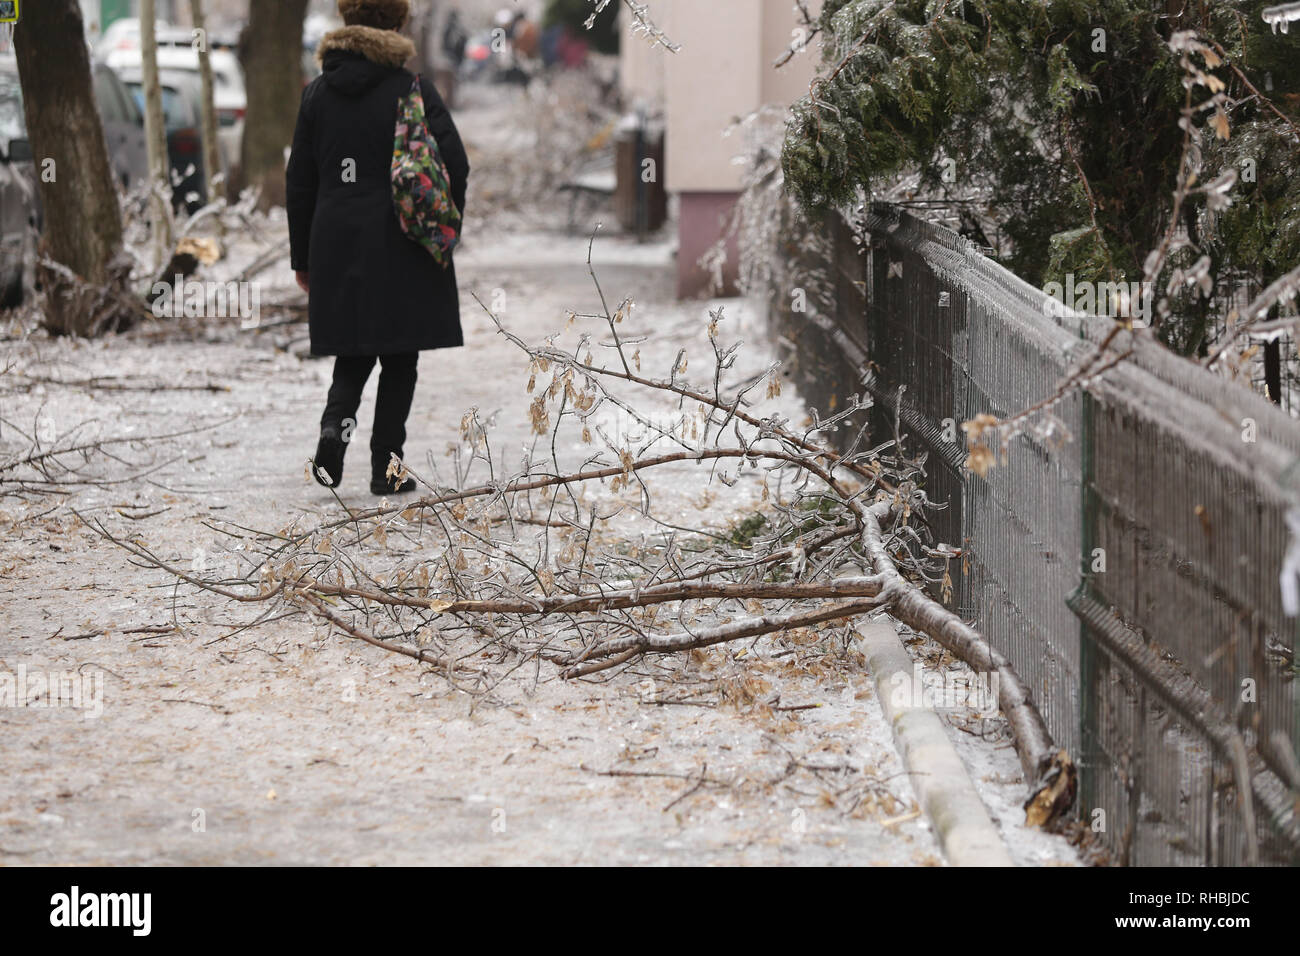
[321,353,419,473]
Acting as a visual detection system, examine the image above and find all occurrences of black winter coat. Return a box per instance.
[286,25,470,356]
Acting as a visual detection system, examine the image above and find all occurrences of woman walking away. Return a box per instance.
[287,0,469,496]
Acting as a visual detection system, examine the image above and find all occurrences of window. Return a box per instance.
[125,82,197,131]
[93,68,128,124]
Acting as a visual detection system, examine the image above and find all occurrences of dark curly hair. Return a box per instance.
[337,0,410,32]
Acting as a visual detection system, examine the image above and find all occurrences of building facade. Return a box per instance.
[621,0,822,298]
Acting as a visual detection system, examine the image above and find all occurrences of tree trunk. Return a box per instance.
[140,0,174,264]
[12,0,135,336]
[239,0,310,211]
[188,0,225,237]
[403,0,431,72]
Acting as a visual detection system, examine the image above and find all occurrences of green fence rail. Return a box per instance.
[766,204,1300,865]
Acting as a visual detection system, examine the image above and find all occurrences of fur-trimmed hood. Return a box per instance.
[316,25,415,70]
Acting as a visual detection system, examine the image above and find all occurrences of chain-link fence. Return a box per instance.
[766,204,1300,865]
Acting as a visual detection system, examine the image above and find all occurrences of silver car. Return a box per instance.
[0,64,36,307]
[0,57,150,306]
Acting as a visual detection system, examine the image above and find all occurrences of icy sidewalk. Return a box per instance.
[0,219,1076,865]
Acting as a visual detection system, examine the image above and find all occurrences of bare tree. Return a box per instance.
[140,0,174,264]
[239,0,310,210]
[12,0,135,336]
[189,0,225,231]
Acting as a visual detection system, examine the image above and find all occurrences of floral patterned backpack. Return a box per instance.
[391,75,461,267]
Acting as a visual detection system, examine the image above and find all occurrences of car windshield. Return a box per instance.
[124,81,196,130]
[157,53,246,95]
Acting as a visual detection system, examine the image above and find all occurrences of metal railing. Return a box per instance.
[766,204,1300,865]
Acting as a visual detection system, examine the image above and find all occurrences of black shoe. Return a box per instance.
[371,454,416,496]
[313,426,347,488]
[370,475,417,496]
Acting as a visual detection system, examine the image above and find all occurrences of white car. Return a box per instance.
[95,17,144,60]
[104,42,246,178]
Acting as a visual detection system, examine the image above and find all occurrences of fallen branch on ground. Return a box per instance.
[83,248,1076,827]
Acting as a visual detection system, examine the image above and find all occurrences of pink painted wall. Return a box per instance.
[677,191,740,299]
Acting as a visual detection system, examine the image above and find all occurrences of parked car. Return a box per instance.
[1,55,149,197]
[0,51,201,305]
[104,43,246,178]
[0,59,37,307]
[100,20,237,57]
[116,67,207,212]
[91,61,149,191]
[157,25,239,55]
[95,17,145,61]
